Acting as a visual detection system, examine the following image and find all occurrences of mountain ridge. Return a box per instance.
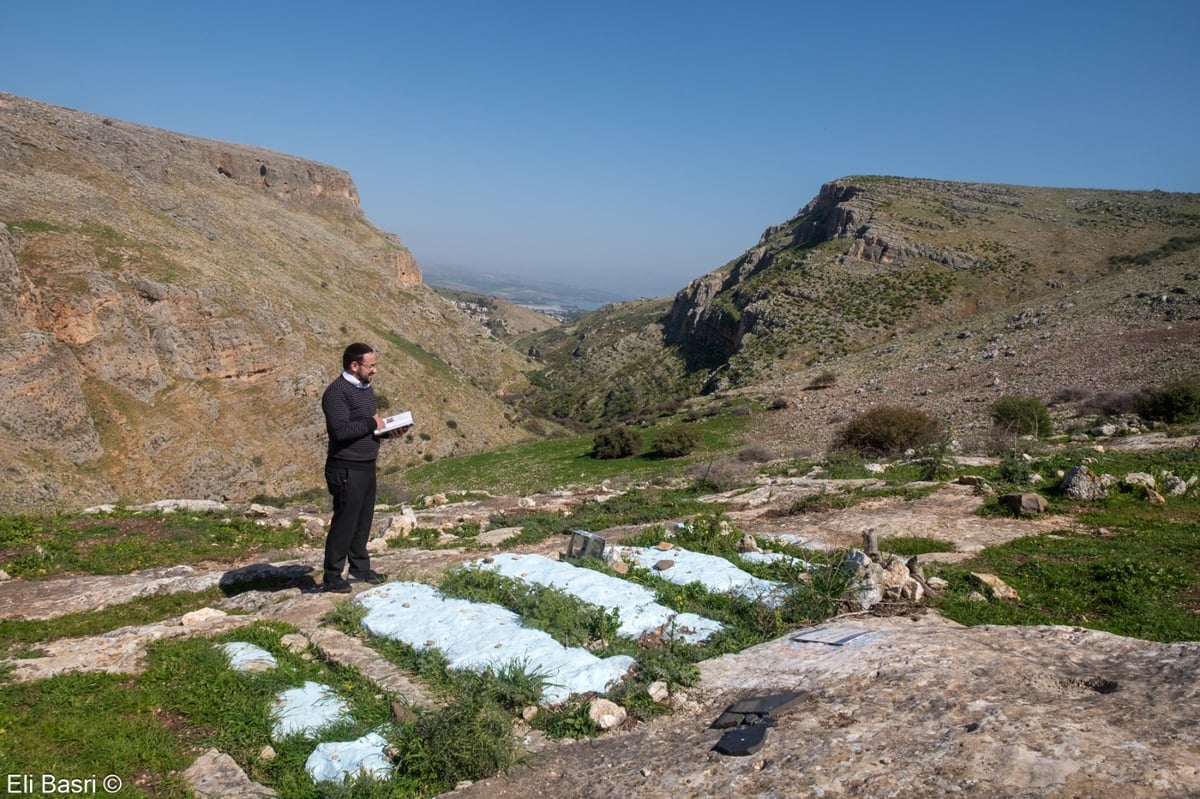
[0,92,544,510]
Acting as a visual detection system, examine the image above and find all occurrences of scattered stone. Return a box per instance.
[1061,465,1108,500]
[654,559,675,571]
[999,492,1047,516]
[184,748,277,798]
[647,680,670,703]
[245,503,278,518]
[970,572,1020,602]
[258,745,276,762]
[736,534,760,553]
[588,698,627,730]
[1163,475,1189,495]
[1144,488,1167,505]
[655,541,675,551]
[842,550,922,609]
[1123,472,1157,490]
[379,507,419,540]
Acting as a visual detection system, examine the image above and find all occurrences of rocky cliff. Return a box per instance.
[664,177,1200,379]
[0,93,538,509]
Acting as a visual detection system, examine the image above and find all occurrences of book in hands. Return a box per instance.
[375,411,413,435]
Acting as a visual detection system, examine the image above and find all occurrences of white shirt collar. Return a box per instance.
[341,371,371,389]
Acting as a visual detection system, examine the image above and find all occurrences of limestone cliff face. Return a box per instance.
[663,180,866,356]
[664,178,978,359]
[0,93,528,509]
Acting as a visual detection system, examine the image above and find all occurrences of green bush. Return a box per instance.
[833,405,942,457]
[591,426,641,459]
[1134,377,1200,424]
[991,394,1052,438]
[996,453,1037,485]
[650,427,699,458]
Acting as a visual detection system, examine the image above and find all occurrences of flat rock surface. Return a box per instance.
[451,615,1200,799]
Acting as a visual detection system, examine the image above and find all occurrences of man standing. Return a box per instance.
[320,343,405,593]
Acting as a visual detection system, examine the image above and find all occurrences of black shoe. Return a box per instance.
[323,576,353,593]
[349,570,388,585]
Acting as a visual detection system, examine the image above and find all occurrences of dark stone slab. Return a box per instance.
[712,711,780,729]
[725,691,803,716]
[713,723,768,756]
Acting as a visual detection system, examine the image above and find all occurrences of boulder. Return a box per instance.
[1061,465,1108,501]
[999,492,1047,515]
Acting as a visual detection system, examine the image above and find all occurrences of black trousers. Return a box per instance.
[323,461,376,581]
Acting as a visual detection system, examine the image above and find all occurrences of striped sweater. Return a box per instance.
[321,375,380,463]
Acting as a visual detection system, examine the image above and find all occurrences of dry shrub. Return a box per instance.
[687,459,751,492]
[737,445,775,463]
[1080,390,1140,417]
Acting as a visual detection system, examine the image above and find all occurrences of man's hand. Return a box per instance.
[379,424,412,440]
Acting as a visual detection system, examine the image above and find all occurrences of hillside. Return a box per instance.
[520,176,1200,444]
[429,286,562,342]
[0,93,545,510]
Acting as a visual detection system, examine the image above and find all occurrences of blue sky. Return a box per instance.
[3,1,1198,298]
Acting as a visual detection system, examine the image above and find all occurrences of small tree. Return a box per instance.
[651,427,699,458]
[991,395,1052,438]
[591,427,640,459]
